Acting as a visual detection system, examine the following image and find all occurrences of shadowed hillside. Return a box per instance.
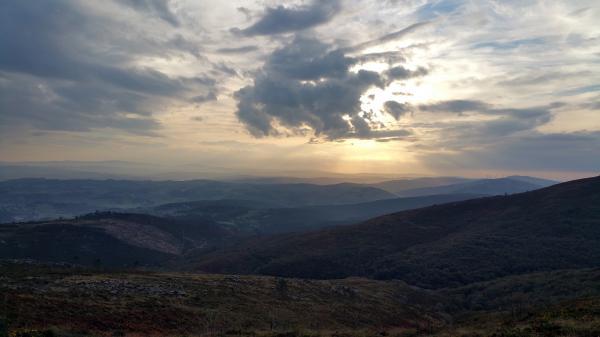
[1,262,599,337]
[0,213,238,267]
[144,193,482,235]
[190,176,600,288]
[0,194,482,268]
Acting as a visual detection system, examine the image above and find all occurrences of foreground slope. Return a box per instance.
[191,176,600,288]
[1,262,599,337]
[0,261,445,336]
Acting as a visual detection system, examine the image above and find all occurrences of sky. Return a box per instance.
[0,0,599,180]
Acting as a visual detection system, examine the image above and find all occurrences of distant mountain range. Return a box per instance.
[0,175,556,222]
[0,194,482,267]
[1,174,577,283]
[138,193,483,235]
[373,176,557,196]
[190,176,600,288]
[0,179,395,222]
[371,177,473,194]
[1,175,598,336]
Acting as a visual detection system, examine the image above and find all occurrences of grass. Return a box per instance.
[0,262,443,336]
[1,262,599,337]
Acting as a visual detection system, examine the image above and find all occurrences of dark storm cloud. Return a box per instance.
[118,0,180,27]
[0,0,214,135]
[235,35,426,140]
[236,0,341,36]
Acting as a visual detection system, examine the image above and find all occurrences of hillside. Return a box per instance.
[371,177,472,195]
[190,176,600,288]
[0,261,445,336]
[145,194,481,235]
[1,262,599,337]
[0,194,482,268]
[0,213,238,267]
[394,177,555,197]
[0,179,395,222]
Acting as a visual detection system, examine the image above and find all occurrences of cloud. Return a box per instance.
[234,35,429,140]
[386,66,428,84]
[118,0,180,27]
[420,131,600,172]
[346,21,431,52]
[0,73,161,135]
[581,101,600,110]
[0,0,215,135]
[415,0,463,20]
[237,0,341,36]
[418,100,490,114]
[191,91,218,104]
[355,51,407,65]
[383,101,412,120]
[418,100,558,133]
[265,38,354,80]
[216,46,259,54]
[410,100,562,151]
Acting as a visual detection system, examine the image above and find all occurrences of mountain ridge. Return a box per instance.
[189,175,600,288]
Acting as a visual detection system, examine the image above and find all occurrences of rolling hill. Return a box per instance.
[394,176,556,197]
[371,177,473,195]
[0,179,395,222]
[0,194,483,267]
[190,176,600,288]
[0,212,237,267]
[144,193,482,235]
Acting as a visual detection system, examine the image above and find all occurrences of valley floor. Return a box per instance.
[1,261,599,337]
